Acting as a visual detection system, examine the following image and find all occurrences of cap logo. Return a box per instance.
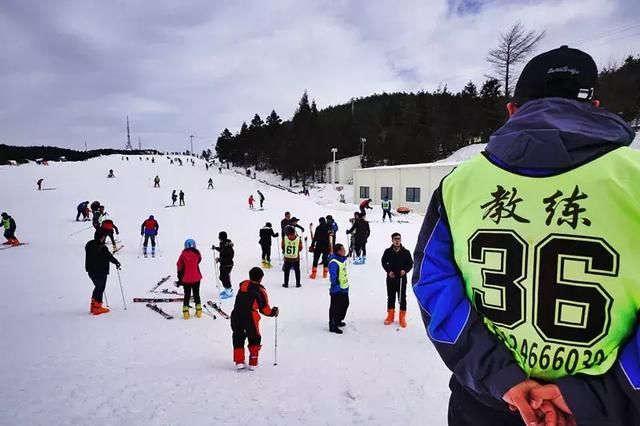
[547,66,580,75]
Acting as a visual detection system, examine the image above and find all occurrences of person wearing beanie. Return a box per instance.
[258,222,278,268]
[213,231,235,299]
[177,239,203,319]
[381,233,413,327]
[85,228,121,315]
[1,212,19,246]
[281,226,303,288]
[413,46,639,425]
[230,267,279,370]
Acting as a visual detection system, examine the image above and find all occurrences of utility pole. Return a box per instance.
[138,136,141,151]
[331,148,338,189]
[84,140,87,152]
[360,137,366,168]
[125,116,132,150]
[189,134,194,156]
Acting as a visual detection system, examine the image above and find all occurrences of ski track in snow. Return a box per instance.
[0,155,450,425]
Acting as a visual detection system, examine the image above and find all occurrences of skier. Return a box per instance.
[326,215,338,247]
[207,178,214,189]
[257,190,265,209]
[346,212,370,264]
[381,197,392,222]
[346,212,358,258]
[281,226,303,288]
[100,217,120,251]
[213,231,235,299]
[289,217,305,234]
[107,169,115,178]
[179,190,185,206]
[328,243,349,334]
[76,201,90,221]
[140,215,159,257]
[248,194,255,209]
[177,239,203,319]
[359,198,373,217]
[280,211,292,234]
[1,212,19,245]
[259,222,278,268]
[413,46,640,425]
[171,190,177,206]
[153,175,160,188]
[37,178,43,190]
[381,232,413,328]
[310,217,331,279]
[231,267,279,370]
[218,165,222,174]
[85,228,121,315]
[92,204,102,229]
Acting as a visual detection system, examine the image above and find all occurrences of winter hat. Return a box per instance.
[249,267,264,281]
[218,231,228,240]
[149,215,154,219]
[265,222,272,228]
[514,45,598,104]
[1,212,8,219]
[319,217,326,223]
[184,239,196,249]
[286,226,296,235]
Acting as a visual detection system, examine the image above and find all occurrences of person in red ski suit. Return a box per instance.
[248,195,255,209]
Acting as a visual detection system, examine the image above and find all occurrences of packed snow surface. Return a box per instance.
[0,155,450,425]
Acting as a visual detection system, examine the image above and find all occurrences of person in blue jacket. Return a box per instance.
[412,46,639,426]
[328,244,349,334]
[326,215,338,247]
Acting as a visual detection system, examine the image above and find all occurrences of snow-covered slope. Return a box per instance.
[0,155,449,425]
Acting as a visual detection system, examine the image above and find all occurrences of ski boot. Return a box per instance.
[384,309,395,325]
[264,260,271,269]
[322,267,329,279]
[309,267,317,279]
[143,246,148,258]
[220,288,233,299]
[353,256,364,265]
[10,238,20,246]
[234,348,245,369]
[183,306,190,320]
[195,303,202,318]
[329,321,343,334]
[399,310,407,328]
[151,247,156,258]
[90,299,110,315]
[362,255,367,264]
[248,345,260,370]
[112,244,118,252]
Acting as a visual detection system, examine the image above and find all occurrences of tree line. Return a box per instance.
[215,54,639,186]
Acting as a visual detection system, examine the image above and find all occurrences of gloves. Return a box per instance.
[140,231,144,236]
[115,262,122,270]
[271,306,279,317]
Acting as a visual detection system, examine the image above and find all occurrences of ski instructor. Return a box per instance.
[85,228,121,315]
[412,46,639,425]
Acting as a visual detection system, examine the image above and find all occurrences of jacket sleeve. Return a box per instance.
[551,328,640,425]
[347,222,356,234]
[381,249,391,272]
[256,286,274,316]
[404,248,414,274]
[101,245,119,265]
[329,261,340,291]
[140,222,145,233]
[176,254,185,279]
[412,186,526,402]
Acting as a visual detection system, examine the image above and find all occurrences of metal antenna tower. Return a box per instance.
[125,116,133,150]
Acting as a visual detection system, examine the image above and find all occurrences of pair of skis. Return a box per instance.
[146,303,219,320]
[0,242,29,251]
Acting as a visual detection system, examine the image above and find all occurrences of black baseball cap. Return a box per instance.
[513,45,597,104]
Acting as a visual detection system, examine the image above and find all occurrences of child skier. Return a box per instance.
[100,217,120,251]
[282,226,303,288]
[177,239,203,319]
[231,267,279,370]
[258,222,278,268]
[326,215,338,247]
[248,194,255,209]
[1,212,19,246]
[213,231,235,299]
[328,243,349,334]
[140,215,159,257]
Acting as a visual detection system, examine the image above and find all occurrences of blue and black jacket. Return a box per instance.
[412,98,639,424]
[328,253,348,295]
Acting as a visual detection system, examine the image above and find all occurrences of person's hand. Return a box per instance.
[271,306,279,317]
[115,262,122,270]
[116,230,119,235]
[140,231,144,236]
[215,257,220,263]
[400,270,406,276]
[530,385,575,425]
[389,271,396,278]
[502,380,543,425]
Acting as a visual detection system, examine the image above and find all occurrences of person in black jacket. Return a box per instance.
[346,213,371,264]
[213,231,235,298]
[381,232,413,327]
[259,222,278,268]
[310,217,331,279]
[85,228,121,315]
[1,212,19,245]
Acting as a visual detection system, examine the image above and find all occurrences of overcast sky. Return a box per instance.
[1,0,638,152]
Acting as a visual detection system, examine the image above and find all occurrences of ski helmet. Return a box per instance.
[184,239,196,249]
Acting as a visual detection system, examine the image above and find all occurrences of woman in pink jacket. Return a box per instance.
[177,239,203,319]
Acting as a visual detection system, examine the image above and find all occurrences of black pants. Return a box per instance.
[448,376,521,426]
[386,276,407,310]
[179,197,185,206]
[154,182,160,187]
[283,260,300,286]
[105,230,116,246]
[312,248,329,268]
[220,265,233,289]
[89,273,107,303]
[383,209,392,221]
[208,183,213,189]
[183,281,201,307]
[329,293,349,325]
[143,234,156,247]
[260,243,271,261]
[76,209,83,221]
[231,313,261,348]
[354,240,367,257]
[259,199,264,208]
[4,229,16,240]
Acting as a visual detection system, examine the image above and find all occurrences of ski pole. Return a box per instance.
[274,315,278,366]
[70,225,93,237]
[397,277,403,332]
[104,291,109,307]
[276,235,282,265]
[211,247,222,302]
[304,237,310,274]
[117,268,127,310]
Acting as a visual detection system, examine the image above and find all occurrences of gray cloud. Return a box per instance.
[0,0,638,151]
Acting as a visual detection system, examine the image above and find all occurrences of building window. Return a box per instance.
[381,187,393,200]
[359,186,370,199]
[406,187,421,203]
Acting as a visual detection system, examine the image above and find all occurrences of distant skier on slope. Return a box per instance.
[37,178,43,190]
[213,231,235,299]
[207,178,214,189]
[248,194,255,209]
[359,198,373,217]
[231,267,279,370]
[257,190,265,209]
[85,228,121,315]
[1,212,19,246]
[179,190,185,206]
[259,222,278,268]
[381,197,392,222]
[177,239,203,319]
[171,190,177,206]
[140,215,159,257]
[107,169,115,178]
[153,176,160,188]
[76,201,90,221]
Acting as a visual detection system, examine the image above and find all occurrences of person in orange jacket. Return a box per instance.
[177,239,203,319]
[231,267,279,370]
